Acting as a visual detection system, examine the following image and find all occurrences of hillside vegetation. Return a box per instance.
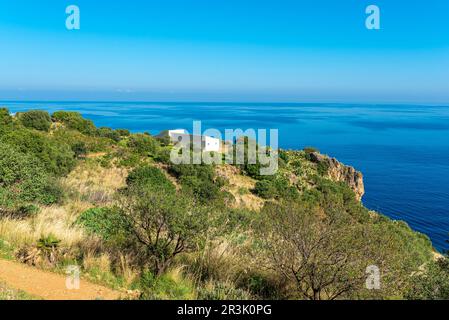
[0,107,447,300]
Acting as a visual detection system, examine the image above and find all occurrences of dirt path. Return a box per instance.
[0,259,122,300]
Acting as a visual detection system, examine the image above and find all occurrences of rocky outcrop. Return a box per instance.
[309,152,365,201]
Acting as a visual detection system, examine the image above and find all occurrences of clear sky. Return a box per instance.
[0,0,448,103]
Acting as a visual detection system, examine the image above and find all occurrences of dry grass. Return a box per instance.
[216,165,264,212]
[0,204,92,249]
[0,158,140,293]
[62,160,128,205]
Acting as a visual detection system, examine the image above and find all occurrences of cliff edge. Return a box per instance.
[309,152,365,201]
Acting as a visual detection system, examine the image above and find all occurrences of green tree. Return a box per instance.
[97,127,121,142]
[0,108,12,126]
[52,111,96,135]
[255,201,368,300]
[18,110,52,132]
[0,108,13,136]
[77,207,132,246]
[118,190,208,275]
[1,129,75,176]
[125,165,175,195]
[406,257,449,300]
[127,133,159,156]
[0,143,60,212]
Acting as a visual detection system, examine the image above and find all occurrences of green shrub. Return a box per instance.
[126,166,175,194]
[53,128,112,154]
[0,108,13,136]
[0,108,12,125]
[254,176,298,200]
[406,258,449,300]
[52,111,96,135]
[169,163,215,182]
[1,129,75,176]
[197,282,252,300]
[153,148,172,164]
[138,270,195,300]
[179,175,221,202]
[0,143,61,209]
[97,127,121,142]
[116,129,131,137]
[304,146,319,154]
[316,161,330,176]
[127,134,159,156]
[71,141,88,158]
[253,180,277,199]
[18,110,51,132]
[77,207,132,245]
[169,163,222,202]
[120,190,209,275]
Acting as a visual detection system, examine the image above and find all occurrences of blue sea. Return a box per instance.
[3,101,449,252]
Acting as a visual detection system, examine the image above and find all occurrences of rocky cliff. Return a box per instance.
[309,152,365,201]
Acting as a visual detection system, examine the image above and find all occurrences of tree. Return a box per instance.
[118,189,208,275]
[1,129,75,176]
[0,108,13,136]
[18,110,52,132]
[97,127,121,142]
[406,257,449,300]
[0,143,60,213]
[255,201,367,300]
[126,165,175,195]
[127,133,159,156]
[52,111,96,135]
[0,108,12,126]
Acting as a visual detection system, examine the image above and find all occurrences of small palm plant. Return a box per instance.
[36,234,61,265]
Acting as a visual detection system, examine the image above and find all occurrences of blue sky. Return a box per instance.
[0,0,448,103]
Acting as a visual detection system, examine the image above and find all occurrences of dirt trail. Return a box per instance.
[0,259,122,300]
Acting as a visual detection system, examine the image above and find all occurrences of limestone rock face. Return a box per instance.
[309,152,365,201]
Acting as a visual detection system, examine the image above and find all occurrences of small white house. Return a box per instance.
[203,135,220,152]
[163,129,221,152]
[168,129,188,137]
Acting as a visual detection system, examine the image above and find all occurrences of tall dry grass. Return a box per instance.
[0,204,89,248]
[61,160,128,205]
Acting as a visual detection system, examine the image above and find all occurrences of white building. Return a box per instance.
[203,135,220,152]
[164,129,221,152]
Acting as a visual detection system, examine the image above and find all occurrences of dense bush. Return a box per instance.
[97,127,121,142]
[138,270,195,300]
[119,190,209,275]
[126,166,175,195]
[52,128,112,153]
[127,133,159,156]
[0,107,12,125]
[179,175,221,202]
[77,207,132,246]
[0,108,13,136]
[116,129,131,137]
[406,257,449,300]
[0,143,62,211]
[197,282,252,300]
[169,163,223,202]
[254,175,298,200]
[18,110,52,132]
[52,111,96,135]
[1,129,76,176]
[255,198,433,300]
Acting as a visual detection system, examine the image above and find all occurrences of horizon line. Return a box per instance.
[1,99,449,107]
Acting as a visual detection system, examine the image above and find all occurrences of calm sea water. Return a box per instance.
[3,101,449,252]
